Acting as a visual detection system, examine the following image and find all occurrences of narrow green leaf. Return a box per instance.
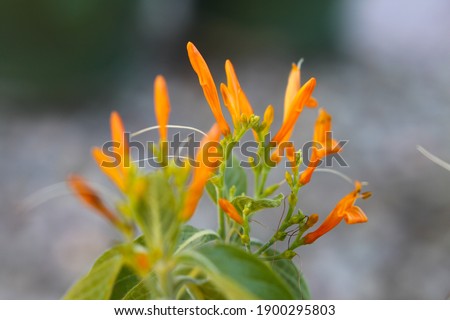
[232,193,284,213]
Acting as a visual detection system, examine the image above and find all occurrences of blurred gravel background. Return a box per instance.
[0,0,449,299]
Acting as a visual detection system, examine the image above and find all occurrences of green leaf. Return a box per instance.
[122,273,158,300]
[252,241,311,299]
[205,181,218,203]
[64,246,124,299]
[225,155,247,197]
[133,172,178,251]
[177,279,226,300]
[121,226,219,300]
[266,257,311,299]
[175,225,219,254]
[232,193,284,214]
[110,265,140,300]
[179,243,295,299]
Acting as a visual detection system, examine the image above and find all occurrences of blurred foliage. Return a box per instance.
[0,0,136,101]
[193,0,338,55]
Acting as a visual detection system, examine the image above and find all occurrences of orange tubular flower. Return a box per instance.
[154,75,171,141]
[222,60,254,119]
[187,42,230,136]
[68,175,121,225]
[181,124,222,221]
[284,63,318,119]
[218,199,243,224]
[270,76,316,164]
[272,77,316,144]
[92,111,130,191]
[281,63,318,143]
[299,108,342,185]
[302,181,370,244]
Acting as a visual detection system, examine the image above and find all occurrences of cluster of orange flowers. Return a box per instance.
[69,42,369,245]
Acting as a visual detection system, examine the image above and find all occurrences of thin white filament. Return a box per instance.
[278,168,368,187]
[130,124,207,138]
[417,145,450,172]
[19,181,118,215]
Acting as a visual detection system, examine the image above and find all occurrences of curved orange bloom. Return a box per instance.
[303,181,369,244]
[284,63,318,119]
[223,60,254,118]
[68,174,120,225]
[109,111,130,173]
[218,198,243,224]
[154,75,171,141]
[299,108,342,185]
[270,77,316,164]
[282,63,318,146]
[92,111,130,191]
[181,123,222,221]
[187,42,230,136]
[273,77,316,144]
[220,83,240,126]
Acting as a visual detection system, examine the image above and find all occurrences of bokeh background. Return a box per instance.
[1,0,449,299]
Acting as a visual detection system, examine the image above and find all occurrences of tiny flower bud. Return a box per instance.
[283,250,296,259]
[289,215,302,224]
[285,172,293,186]
[262,184,279,197]
[262,105,274,128]
[275,231,287,241]
[229,185,236,198]
[240,234,250,244]
[249,114,260,127]
[306,213,319,228]
[361,191,372,199]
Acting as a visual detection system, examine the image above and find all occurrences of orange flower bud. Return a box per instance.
[67,175,120,225]
[218,198,243,224]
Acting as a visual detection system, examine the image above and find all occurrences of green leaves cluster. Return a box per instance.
[65,226,310,300]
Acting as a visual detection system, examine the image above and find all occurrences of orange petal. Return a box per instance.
[218,198,243,224]
[68,174,120,225]
[220,83,240,125]
[303,206,343,244]
[110,111,130,174]
[263,104,274,128]
[225,59,254,116]
[343,206,368,224]
[303,181,368,244]
[285,143,297,168]
[187,42,230,136]
[306,96,318,108]
[313,108,332,145]
[181,124,222,221]
[92,147,125,191]
[283,63,300,121]
[299,165,316,185]
[110,111,128,155]
[272,77,316,144]
[154,75,171,141]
